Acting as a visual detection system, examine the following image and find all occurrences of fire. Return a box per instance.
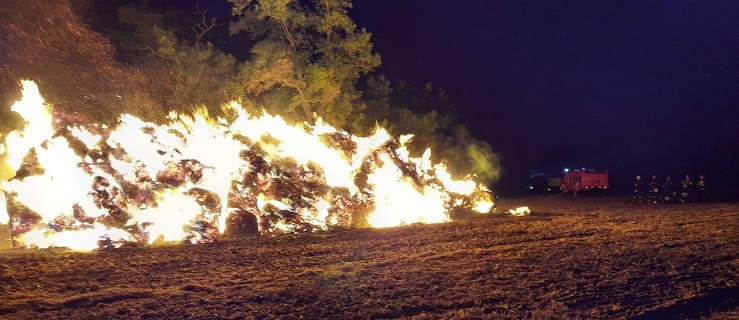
[0,80,496,251]
[0,192,7,224]
[472,188,495,213]
[3,81,55,172]
[17,223,132,252]
[366,153,448,227]
[507,206,531,216]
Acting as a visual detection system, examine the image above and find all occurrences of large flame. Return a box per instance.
[0,192,7,224]
[3,81,55,172]
[366,153,448,227]
[0,80,495,251]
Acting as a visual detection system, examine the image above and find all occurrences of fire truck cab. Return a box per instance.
[561,169,609,195]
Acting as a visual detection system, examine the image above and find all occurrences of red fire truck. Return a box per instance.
[561,169,609,195]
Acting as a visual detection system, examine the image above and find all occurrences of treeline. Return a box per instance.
[0,0,500,184]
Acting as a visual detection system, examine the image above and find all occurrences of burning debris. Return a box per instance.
[0,80,495,251]
[506,206,531,216]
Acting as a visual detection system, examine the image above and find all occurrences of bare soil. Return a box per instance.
[0,196,737,319]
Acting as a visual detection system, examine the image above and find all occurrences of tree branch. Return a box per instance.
[279,17,297,49]
[192,4,220,46]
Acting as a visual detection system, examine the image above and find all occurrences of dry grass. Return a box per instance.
[0,195,736,319]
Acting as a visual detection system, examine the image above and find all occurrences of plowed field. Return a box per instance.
[0,196,736,319]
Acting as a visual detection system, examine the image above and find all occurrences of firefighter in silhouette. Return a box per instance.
[662,176,675,204]
[632,175,645,203]
[648,174,660,204]
[696,174,707,202]
[680,174,693,204]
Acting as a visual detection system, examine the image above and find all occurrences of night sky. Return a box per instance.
[184,0,737,195]
[351,0,739,194]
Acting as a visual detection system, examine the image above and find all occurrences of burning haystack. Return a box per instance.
[0,81,494,251]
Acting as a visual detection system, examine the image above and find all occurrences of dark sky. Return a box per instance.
[181,0,738,194]
[351,0,739,194]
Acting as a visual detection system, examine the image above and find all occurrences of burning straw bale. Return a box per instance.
[1,81,495,250]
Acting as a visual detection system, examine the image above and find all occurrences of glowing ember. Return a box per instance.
[507,206,531,216]
[0,80,497,251]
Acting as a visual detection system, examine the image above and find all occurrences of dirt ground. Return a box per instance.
[0,196,736,319]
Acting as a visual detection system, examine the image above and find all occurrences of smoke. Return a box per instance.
[466,141,502,185]
[434,125,502,187]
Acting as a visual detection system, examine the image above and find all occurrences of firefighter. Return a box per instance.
[632,175,645,203]
[680,174,693,204]
[696,174,707,202]
[648,174,660,204]
[662,175,675,204]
